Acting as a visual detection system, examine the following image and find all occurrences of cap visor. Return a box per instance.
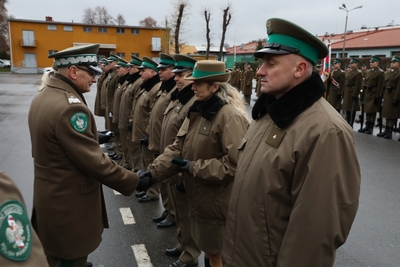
[254,48,291,58]
[88,65,102,75]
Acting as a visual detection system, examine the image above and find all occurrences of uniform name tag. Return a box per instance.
[198,119,212,136]
[265,127,286,148]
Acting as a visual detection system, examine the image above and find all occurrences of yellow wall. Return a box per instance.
[8,19,170,68]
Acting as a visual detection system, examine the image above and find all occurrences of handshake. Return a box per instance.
[136,158,192,192]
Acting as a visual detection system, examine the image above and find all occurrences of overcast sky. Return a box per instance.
[6,0,399,47]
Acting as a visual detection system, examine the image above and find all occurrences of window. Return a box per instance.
[83,26,92,32]
[151,37,161,51]
[131,29,139,35]
[98,27,107,33]
[22,30,35,46]
[47,25,57,31]
[64,26,73,32]
[48,50,58,55]
[117,28,125,34]
[116,53,125,58]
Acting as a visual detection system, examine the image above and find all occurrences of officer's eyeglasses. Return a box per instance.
[75,66,96,78]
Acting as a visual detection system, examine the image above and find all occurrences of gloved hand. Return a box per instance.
[337,94,342,100]
[136,169,146,176]
[179,159,191,175]
[393,99,399,107]
[140,135,149,146]
[352,96,358,101]
[374,97,382,105]
[127,123,132,131]
[136,171,154,192]
[175,182,186,193]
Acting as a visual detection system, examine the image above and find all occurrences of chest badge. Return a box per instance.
[265,127,286,148]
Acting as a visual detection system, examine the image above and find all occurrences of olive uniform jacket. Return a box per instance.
[131,75,161,143]
[343,68,362,112]
[94,72,106,116]
[382,68,400,118]
[229,69,241,91]
[118,73,142,130]
[222,73,360,267]
[28,73,138,260]
[0,171,49,267]
[241,69,254,95]
[112,74,130,125]
[327,68,345,110]
[147,77,177,153]
[105,68,120,132]
[363,67,384,113]
[148,95,249,225]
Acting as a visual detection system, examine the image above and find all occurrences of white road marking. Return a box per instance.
[132,244,153,267]
[119,207,135,224]
[113,190,121,195]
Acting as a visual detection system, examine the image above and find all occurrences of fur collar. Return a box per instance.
[171,84,194,105]
[188,94,226,120]
[160,76,176,93]
[140,74,160,92]
[118,72,129,85]
[252,72,326,129]
[127,72,141,84]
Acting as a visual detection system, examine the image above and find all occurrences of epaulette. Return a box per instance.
[65,93,81,105]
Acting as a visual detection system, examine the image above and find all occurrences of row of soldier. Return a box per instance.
[326,56,400,141]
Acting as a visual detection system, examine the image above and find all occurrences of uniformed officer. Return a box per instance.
[28,44,142,267]
[358,56,384,134]
[377,56,400,139]
[241,62,254,105]
[343,58,362,127]
[94,58,109,119]
[327,59,345,112]
[0,170,49,267]
[228,63,241,91]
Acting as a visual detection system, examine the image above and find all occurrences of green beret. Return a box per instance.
[138,56,158,72]
[349,58,360,64]
[172,54,197,73]
[129,54,142,66]
[254,18,328,65]
[391,56,400,63]
[370,56,380,62]
[333,59,342,64]
[157,53,175,68]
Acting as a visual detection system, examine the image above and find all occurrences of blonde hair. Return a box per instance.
[213,82,249,121]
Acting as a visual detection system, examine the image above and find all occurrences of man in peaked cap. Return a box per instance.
[343,58,363,127]
[358,56,384,134]
[222,18,360,267]
[326,58,345,112]
[28,44,142,267]
[228,63,241,91]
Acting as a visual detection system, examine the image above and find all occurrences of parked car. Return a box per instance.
[0,59,10,68]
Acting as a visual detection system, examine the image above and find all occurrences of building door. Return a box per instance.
[24,53,37,68]
[22,30,35,46]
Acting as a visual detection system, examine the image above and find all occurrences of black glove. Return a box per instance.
[140,135,149,146]
[337,94,342,100]
[136,171,154,192]
[374,97,382,105]
[179,159,191,174]
[127,123,132,131]
[393,99,399,107]
[352,96,358,101]
[175,182,186,193]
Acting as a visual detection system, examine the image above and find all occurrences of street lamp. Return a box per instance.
[339,4,363,58]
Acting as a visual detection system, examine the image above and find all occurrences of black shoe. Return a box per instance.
[165,247,181,257]
[157,218,176,228]
[86,262,93,267]
[138,195,158,203]
[108,152,116,157]
[153,215,166,222]
[169,260,197,267]
[111,154,122,160]
[135,191,146,198]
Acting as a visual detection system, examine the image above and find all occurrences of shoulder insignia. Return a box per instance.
[70,112,88,133]
[68,96,81,104]
[0,200,32,261]
[265,127,286,148]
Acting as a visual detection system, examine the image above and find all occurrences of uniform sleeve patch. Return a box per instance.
[70,112,88,133]
[0,200,32,261]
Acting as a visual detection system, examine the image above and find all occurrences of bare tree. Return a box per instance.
[219,3,232,61]
[82,6,114,25]
[203,8,211,59]
[82,7,97,24]
[95,6,114,25]
[139,17,158,27]
[169,0,190,54]
[115,14,126,25]
[0,0,9,51]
